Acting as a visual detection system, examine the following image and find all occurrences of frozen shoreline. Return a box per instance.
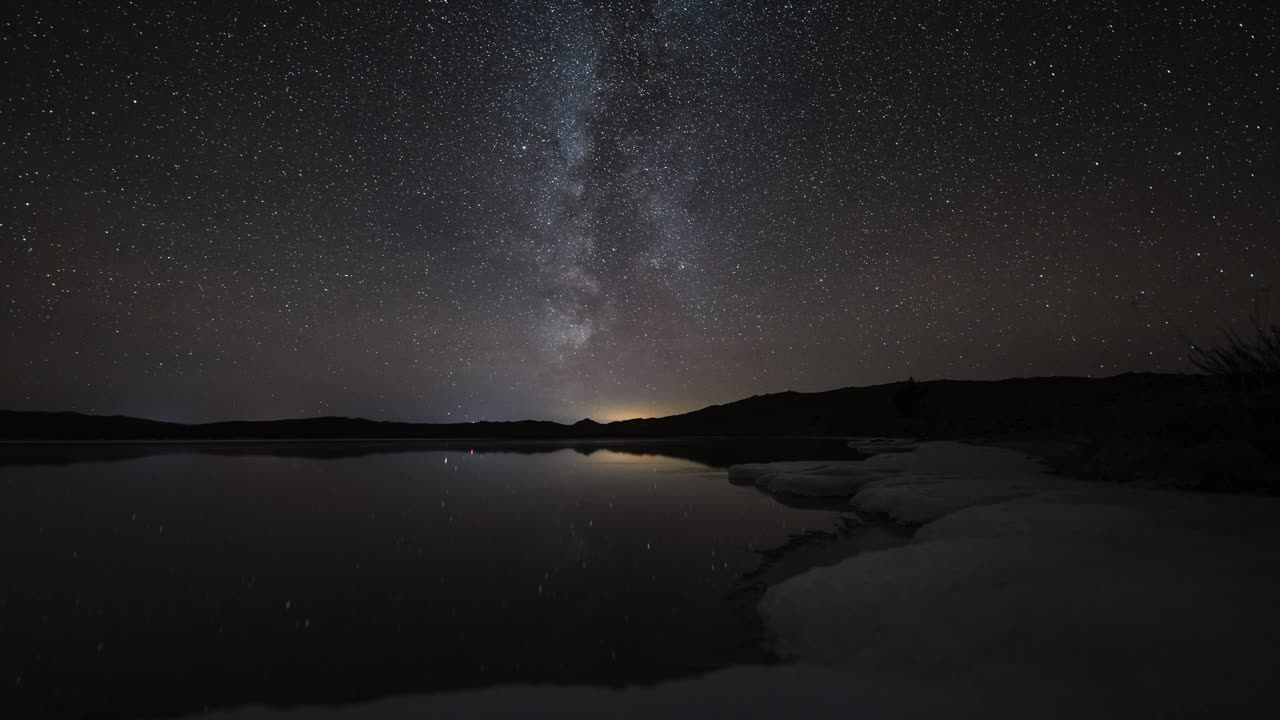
[749,442,1280,714]
[189,442,1280,718]
[730,440,1079,522]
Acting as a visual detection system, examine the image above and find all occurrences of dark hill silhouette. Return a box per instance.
[4,372,1276,488]
[0,372,1233,442]
[0,373,1214,441]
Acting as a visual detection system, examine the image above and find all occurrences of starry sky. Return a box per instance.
[2,1,1277,423]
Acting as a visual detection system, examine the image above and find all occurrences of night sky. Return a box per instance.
[2,1,1276,423]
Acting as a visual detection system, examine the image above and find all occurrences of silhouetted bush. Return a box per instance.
[1175,305,1280,492]
[1189,309,1280,380]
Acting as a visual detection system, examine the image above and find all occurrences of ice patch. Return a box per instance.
[753,445,1280,716]
[728,460,879,497]
[731,441,1068,521]
[852,472,1075,524]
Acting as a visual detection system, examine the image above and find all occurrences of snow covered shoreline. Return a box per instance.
[729,440,1079,523]
[189,442,1280,718]
[749,442,1280,714]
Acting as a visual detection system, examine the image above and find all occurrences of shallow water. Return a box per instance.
[0,438,898,719]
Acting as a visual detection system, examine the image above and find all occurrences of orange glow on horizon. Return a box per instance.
[592,405,679,423]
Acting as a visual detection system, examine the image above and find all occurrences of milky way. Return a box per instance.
[2,1,1277,422]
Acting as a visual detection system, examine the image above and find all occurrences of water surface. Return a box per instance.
[0,438,896,718]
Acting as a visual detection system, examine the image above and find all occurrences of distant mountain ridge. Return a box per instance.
[0,373,1210,441]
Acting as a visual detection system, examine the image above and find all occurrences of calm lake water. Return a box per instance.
[0,438,896,719]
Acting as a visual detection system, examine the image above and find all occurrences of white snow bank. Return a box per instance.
[732,441,1070,522]
[760,532,1280,715]
[756,449,1280,716]
[728,460,876,496]
[853,472,1076,524]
